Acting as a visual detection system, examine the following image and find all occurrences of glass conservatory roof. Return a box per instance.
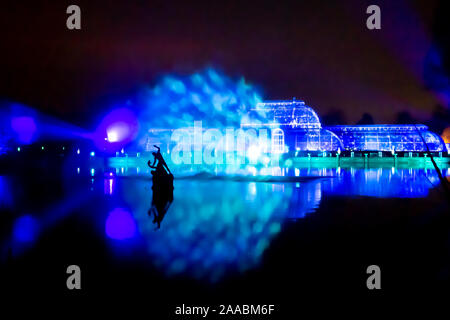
[243,100,447,152]
[244,100,321,129]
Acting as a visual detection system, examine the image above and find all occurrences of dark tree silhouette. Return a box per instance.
[425,105,450,135]
[356,113,374,125]
[321,109,346,126]
[424,0,450,109]
[395,111,416,124]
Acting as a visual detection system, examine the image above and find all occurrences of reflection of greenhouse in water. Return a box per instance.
[243,99,447,153]
[286,167,448,219]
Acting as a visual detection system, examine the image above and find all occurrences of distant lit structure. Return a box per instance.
[244,99,447,153]
[326,125,446,152]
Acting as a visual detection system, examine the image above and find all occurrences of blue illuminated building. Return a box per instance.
[244,100,343,152]
[325,124,446,152]
[245,99,447,153]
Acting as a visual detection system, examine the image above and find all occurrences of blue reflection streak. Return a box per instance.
[0,176,13,208]
[13,215,39,243]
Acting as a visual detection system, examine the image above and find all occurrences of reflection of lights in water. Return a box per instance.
[272,183,284,192]
[246,182,257,201]
[105,167,444,281]
[90,168,95,176]
[13,215,38,243]
[104,178,115,195]
[119,179,291,282]
[314,183,321,201]
[77,148,80,154]
[90,151,95,157]
[0,176,11,206]
[77,167,80,174]
[320,168,441,198]
[288,180,322,219]
[248,182,257,196]
[105,208,136,240]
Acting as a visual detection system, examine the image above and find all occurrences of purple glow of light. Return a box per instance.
[95,108,139,152]
[107,122,131,142]
[10,116,37,144]
[105,208,136,240]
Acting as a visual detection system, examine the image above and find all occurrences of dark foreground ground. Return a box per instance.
[0,153,449,316]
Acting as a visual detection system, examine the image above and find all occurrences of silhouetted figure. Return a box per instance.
[148,145,174,229]
[148,145,171,175]
[148,190,173,229]
[356,113,375,125]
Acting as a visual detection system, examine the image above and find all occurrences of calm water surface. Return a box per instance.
[2,167,449,282]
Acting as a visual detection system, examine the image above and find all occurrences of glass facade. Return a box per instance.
[326,125,447,152]
[293,129,343,151]
[271,128,285,153]
[246,100,448,153]
[248,100,322,129]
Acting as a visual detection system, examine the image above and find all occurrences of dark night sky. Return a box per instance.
[1,0,449,125]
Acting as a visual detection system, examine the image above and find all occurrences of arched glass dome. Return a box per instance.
[248,100,322,129]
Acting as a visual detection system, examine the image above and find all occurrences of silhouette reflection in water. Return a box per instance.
[148,145,174,229]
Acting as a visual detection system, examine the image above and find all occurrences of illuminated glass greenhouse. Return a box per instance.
[326,125,447,152]
[244,99,447,153]
[244,100,343,152]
